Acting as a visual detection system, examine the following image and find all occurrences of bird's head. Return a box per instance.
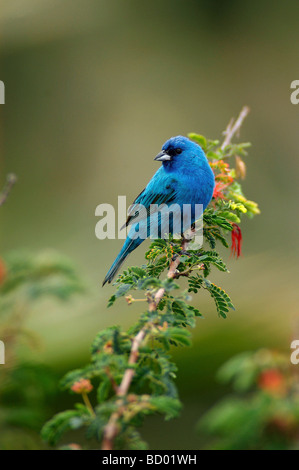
[154,136,206,168]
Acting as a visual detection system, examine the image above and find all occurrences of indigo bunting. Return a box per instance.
[103,136,215,286]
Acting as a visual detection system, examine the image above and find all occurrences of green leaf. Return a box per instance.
[115,283,132,298]
[188,133,207,150]
[165,327,192,347]
[41,409,90,446]
[149,396,182,420]
[97,379,112,403]
[202,279,235,318]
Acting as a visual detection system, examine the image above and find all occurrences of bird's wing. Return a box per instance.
[122,180,177,229]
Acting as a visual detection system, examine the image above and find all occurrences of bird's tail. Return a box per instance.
[102,237,139,286]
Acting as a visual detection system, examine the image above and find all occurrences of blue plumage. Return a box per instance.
[103,136,215,286]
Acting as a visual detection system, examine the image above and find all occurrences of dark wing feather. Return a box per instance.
[121,185,177,230]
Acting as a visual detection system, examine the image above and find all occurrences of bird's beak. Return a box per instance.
[154,150,171,161]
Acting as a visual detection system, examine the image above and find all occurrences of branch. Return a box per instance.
[104,367,119,393]
[0,173,17,207]
[221,106,250,150]
[101,238,188,450]
[101,104,249,447]
[101,327,148,450]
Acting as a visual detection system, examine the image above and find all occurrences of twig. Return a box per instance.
[173,266,195,278]
[82,391,96,418]
[0,174,17,207]
[221,106,250,150]
[101,238,188,450]
[117,327,148,397]
[104,367,119,393]
[150,238,188,311]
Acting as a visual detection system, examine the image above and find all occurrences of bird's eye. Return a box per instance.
[176,148,182,155]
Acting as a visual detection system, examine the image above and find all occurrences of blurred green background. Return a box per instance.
[1,0,299,449]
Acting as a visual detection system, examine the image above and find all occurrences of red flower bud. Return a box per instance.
[71,379,93,394]
[258,369,286,395]
[231,223,242,258]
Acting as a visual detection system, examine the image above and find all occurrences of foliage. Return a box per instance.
[42,110,259,450]
[0,251,83,449]
[198,349,299,450]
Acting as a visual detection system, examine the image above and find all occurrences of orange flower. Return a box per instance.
[258,369,286,395]
[71,379,93,394]
[213,181,229,200]
[103,340,114,354]
[210,160,229,173]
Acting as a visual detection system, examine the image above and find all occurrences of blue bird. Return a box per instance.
[102,136,215,286]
